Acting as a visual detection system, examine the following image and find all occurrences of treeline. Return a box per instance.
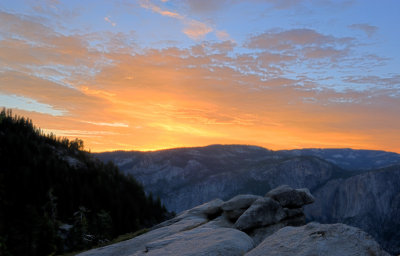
[0,109,169,256]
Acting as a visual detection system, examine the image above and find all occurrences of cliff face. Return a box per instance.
[305,165,400,254]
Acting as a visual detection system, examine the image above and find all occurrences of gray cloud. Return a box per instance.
[348,23,378,38]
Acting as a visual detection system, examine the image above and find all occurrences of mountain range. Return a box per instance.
[95,145,400,255]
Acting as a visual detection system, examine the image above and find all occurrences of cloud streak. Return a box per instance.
[104,16,116,27]
[139,0,213,40]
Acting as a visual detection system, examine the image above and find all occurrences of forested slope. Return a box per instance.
[0,109,168,256]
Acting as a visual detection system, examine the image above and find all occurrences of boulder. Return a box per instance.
[284,207,304,218]
[235,197,286,231]
[245,222,390,256]
[248,213,306,246]
[201,216,234,229]
[135,227,254,256]
[248,222,286,246]
[186,198,224,218]
[221,194,262,221]
[223,208,247,221]
[265,185,314,208]
[221,194,262,211]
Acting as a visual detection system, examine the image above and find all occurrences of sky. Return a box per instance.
[0,0,399,153]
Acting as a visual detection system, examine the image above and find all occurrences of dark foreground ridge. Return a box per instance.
[0,109,168,256]
[78,185,389,256]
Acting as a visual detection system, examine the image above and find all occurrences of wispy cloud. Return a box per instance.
[84,121,129,128]
[104,16,116,27]
[139,0,212,40]
[42,129,118,137]
[139,0,183,19]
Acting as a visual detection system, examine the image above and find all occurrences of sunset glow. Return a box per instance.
[1,0,399,152]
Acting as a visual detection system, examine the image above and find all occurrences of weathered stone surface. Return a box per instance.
[284,207,303,218]
[249,213,306,246]
[186,198,224,218]
[235,197,286,231]
[221,194,262,221]
[201,216,234,229]
[296,188,315,205]
[248,222,286,246]
[78,215,207,256]
[245,222,390,256]
[265,185,314,208]
[223,208,246,221]
[221,194,262,211]
[284,214,306,227]
[134,227,254,256]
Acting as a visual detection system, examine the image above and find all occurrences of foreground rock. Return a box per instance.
[221,194,262,221]
[235,197,286,230]
[246,222,390,256]
[134,227,253,256]
[266,185,314,208]
[78,186,389,256]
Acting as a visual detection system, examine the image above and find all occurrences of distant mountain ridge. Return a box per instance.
[95,144,400,254]
[95,144,377,212]
[97,144,400,172]
[281,148,400,170]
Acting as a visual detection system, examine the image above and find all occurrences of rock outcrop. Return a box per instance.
[245,222,390,256]
[221,194,262,221]
[78,186,388,256]
[266,185,315,208]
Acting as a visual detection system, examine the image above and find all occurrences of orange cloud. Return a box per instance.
[183,20,213,40]
[1,11,399,154]
[216,30,231,41]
